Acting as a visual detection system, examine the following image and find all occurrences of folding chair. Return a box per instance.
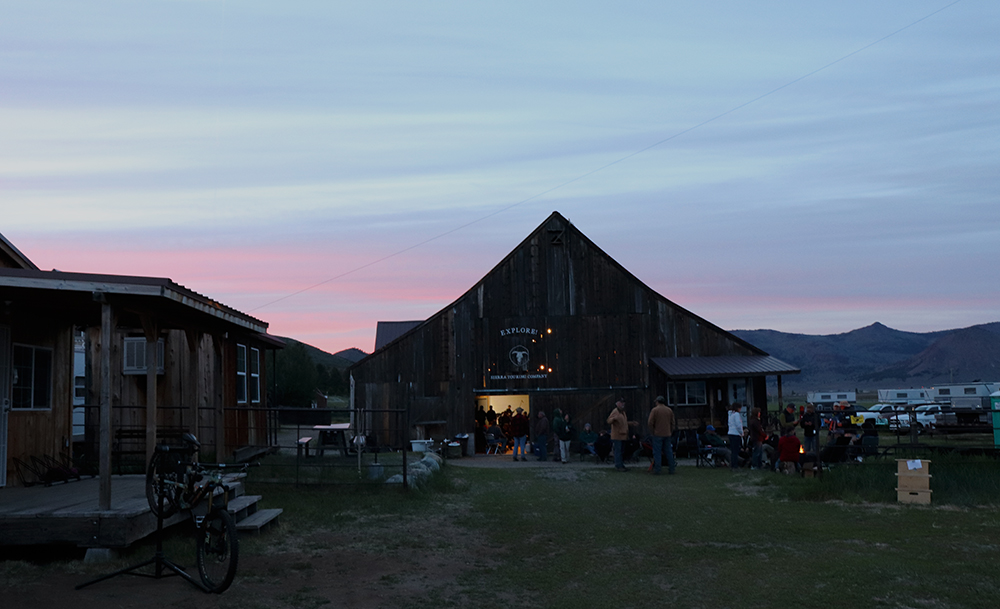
[683,430,714,468]
[485,433,505,454]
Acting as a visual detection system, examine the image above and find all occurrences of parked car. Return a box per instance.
[856,403,908,427]
[887,404,943,430]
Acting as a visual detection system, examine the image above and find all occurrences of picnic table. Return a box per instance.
[312,423,351,457]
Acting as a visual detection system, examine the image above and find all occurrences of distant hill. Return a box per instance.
[732,322,1000,393]
[277,337,366,371]
[861,324,1000,384]
[334,348,368,364]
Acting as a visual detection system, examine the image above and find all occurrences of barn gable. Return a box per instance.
[350,211,797,447]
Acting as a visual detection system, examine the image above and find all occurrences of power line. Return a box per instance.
[250,1,961,313]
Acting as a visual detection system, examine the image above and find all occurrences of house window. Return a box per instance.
[123,337,165,375]
[667,381,707,406]
[249,347,260,403]
[12,344,53,410]
[236,344,247,404]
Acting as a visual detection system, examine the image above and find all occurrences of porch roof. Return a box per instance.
[0,267,269,335]
[651,355,800,380]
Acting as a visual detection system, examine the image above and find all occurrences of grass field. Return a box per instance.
[5,458,1000,609]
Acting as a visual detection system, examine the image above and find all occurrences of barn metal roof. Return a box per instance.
[374,320,423,351]
[651,355,800,379]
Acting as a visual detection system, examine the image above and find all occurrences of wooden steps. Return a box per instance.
[236,508,283,532]
[218,477,282,533]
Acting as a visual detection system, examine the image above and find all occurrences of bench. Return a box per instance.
[297,436,313,458]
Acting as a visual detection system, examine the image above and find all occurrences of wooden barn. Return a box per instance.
[0,232,281,503]
[349,211,799,449]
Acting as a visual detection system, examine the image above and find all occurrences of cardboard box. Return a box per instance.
[897,459,931,475]
[896,459,932,503]
[896,473,931,490]
[897,488,932,504]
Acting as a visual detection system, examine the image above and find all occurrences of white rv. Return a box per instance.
[876,388,932,405]
[929,383,1000,409]
[806,391,856,408]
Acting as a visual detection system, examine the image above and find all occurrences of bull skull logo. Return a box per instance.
[509,345,529,371]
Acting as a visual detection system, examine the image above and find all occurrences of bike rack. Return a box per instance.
[76,450,210,593]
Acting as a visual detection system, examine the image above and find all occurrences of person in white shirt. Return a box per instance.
[727,403,745,471]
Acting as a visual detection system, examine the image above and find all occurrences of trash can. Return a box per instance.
[454,434,469,457]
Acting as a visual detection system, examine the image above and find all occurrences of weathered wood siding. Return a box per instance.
[81,327,269,461]
[6,321,73,477]
[352,213,769,444]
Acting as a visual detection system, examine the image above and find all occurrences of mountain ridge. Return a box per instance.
[733,322,1000,392]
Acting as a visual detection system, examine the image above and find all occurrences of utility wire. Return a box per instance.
[250,0,961,313]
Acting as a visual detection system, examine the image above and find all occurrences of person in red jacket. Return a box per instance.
[777,428,802,474]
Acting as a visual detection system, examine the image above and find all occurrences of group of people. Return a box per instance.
[478,396,873,474]
[716,402,817,473]
[737,401,878,473]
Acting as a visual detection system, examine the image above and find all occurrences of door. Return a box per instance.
[728,378,748,428]
[0,325,10,487]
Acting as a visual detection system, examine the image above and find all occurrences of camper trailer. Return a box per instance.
[807,391,856,408]
[929,383,1000,409]
[876,388,932,405]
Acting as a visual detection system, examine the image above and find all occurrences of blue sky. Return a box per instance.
[2,1,997,353]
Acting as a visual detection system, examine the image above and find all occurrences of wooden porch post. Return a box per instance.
[98,299,112,510]
[142,317,158,466]
[214,336,225,460]
[185,329,200,442]
[776,375,784,413]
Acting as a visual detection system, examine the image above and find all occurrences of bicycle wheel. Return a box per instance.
[145,452,181,518]
[196,508,239,593]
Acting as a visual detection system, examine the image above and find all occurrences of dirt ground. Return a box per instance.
[4,479,495,609]
[4,455,618,609]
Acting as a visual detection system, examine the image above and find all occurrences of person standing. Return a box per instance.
[551,408,566,458]
[534,410,550,461]
[557,412,575,463]
[647,396,676,475]
[780,403,799,435]
[748,407,765,469]
[800,403,819,454]
[509,407,529,461]
[607,398,629,471]
[727,403,745,471]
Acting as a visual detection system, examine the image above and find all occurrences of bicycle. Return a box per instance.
[144,433,250,593]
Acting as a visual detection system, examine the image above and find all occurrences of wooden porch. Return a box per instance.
[0,475,187,547]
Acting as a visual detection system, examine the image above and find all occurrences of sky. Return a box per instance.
[2,1,998,355]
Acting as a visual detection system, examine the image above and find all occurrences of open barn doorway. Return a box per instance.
[474,394,529,454]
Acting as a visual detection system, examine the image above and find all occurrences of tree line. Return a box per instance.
[272,341,350,407]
